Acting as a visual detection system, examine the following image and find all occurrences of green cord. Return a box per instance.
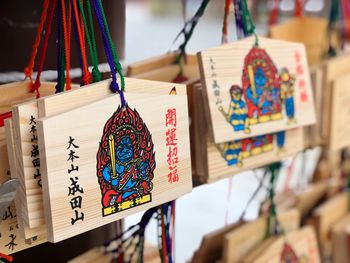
[77,0,102,82]
[59,41,66,92]
[240,0,256,36]
[96,0,125,91]
[266,162,282,238]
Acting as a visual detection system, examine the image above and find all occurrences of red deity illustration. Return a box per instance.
[96,105,156,217]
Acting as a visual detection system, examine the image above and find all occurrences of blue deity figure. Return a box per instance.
[246,67,273,119]
[222,140,243,167]
[102,136,148,200]
[280,68,296,124]
[220,85,250,134]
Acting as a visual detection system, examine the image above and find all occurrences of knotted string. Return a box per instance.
[24,0,50,81]
[92,0,126,107]
[0,252,13,263]
[96,0,125,91]
[77,0,102,83]
[72,0,92,86]
[30,0,57,98]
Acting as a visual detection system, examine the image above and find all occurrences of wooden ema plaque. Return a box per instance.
[126,52,200,85]
[329,74,350,150]
[9,82,63,234]
[269,16,328,66]
[331,214,350,263]
[305,64,325,148]
[37,80,191,242]
[295,181,327,218]
[320,53,350,143]
[0,81,56,239]
[244,226,320,263]
[191,222,242,263]
[4,119,47,241]
[198,36,316,144]
[0,81,55,141]
[10,78,186,238]
[308,192,349,259]
[223,209,300,263]
[0,142,46,254]
[192,83,304,183]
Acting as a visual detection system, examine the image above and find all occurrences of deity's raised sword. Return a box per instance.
[108,134,117,179]
[248,64,257,98]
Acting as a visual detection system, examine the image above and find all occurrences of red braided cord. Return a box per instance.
[30,0,57,98]
[294,0,303,17]
[268,0,279,26]
[222,0,231,44]
[61,0,72,90]
[72,0,92,85]
[24,0,50,81]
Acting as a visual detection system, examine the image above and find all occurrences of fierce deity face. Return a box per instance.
[116,137,134,164]
[254,67,267,87]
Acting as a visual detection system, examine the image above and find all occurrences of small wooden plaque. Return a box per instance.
[223,209,300,263]
[0,81,54,114]
[269,16,328,65]
[331,214,350,263]
[192,83,304,183]
[191,222,242,263]
[0,142,46,254]
[252,226,320,263]
[127,52,200,85]
[308,192,349,259]
[38,86,192,242]
[329,74,350,150]
[10,82,57,230]
[4,119,47,240]
[198,36,316,144]
[10,78,186,238]
[321,53,350,142]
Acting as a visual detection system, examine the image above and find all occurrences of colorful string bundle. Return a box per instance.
[24,0,109,96]
[157,201,176,263]
[102,202,175,263]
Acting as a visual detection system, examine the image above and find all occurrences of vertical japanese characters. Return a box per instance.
[209,57,223,106]
[294,50,308,102]
[29,116,41,187]
[166,108,179,183]
[2,205,18,252]
[67,136,85,225]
